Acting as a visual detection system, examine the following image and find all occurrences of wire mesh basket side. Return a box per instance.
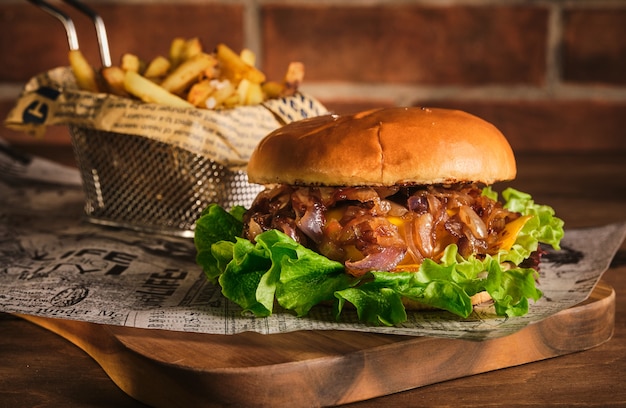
[69,126,263,237]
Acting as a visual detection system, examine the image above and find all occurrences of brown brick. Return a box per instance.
[262,5,548,86]
[412,99,626,152]
[562,9,626,85]
[0,3,244,82]
[0,5,68,81]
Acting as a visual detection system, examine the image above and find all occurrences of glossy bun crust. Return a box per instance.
[247,107,516,186]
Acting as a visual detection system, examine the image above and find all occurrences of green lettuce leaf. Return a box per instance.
[335,244,543,324]
[195,210,351,316]
[194,189,563,326]
[501,187,565,250]
[219,237,272,316]
[335,279,408,326]
[250,229,350,316]
[193,204,244,282]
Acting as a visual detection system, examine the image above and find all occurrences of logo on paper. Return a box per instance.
[23,100,48,124]
[22,86,60,125]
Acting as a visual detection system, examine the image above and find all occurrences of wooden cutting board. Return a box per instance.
[20,280,615,408]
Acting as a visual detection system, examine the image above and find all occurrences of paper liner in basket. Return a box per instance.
[3,67,329,170]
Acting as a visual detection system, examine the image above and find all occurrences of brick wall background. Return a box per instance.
[1,0,625,153]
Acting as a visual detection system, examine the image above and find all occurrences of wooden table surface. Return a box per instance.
[1,145,625,407]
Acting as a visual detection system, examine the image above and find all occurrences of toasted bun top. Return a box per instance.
[247,107,516,186]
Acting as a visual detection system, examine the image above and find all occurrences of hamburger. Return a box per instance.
[194,107,564,325]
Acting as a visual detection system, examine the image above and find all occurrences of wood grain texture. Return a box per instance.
[18,280,614,408]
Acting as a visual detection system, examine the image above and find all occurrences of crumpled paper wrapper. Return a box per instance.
[4,67,329,170]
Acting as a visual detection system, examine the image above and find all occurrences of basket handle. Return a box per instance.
[26,0,111,67]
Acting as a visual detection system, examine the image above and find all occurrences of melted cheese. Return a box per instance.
[496,215,533,250]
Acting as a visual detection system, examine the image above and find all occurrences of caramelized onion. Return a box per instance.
[243,183,522,274]
[246,218,263,241]
[458,205,488,239]
[407,195,428,213]
[415,213,435,257]
[385,200,408,217]
[345,246,406,277]
[296,202,325,243]
[404,216,424,264]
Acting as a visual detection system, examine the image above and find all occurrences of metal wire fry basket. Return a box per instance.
[70,126,263,237]
[26,0,268,237]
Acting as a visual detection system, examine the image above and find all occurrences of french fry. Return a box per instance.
[144,56,171,79]
[203,62,219,80]
[67,36,304,110]
[206,79,236,109]
[121,53,142,73]
[262,81,285,99]
[221,92,241,109]
[283,61,305,96]
[237,79,264,105]
[169,37,187,68]
[239,48,256,66]
[260,62,305,98]
[187,79,215,107]
[160,52,217,95]
[284,62,304,84]
[124,70,194,109]
[101,66,128,96]
[246,82,265,105]
[183,37,203,60]
[236,78,250,105]
[68,49,100,93]
[216,43,266,85]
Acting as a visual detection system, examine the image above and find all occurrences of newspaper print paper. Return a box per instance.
[3,67,328,169]
[1,179,624,340]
